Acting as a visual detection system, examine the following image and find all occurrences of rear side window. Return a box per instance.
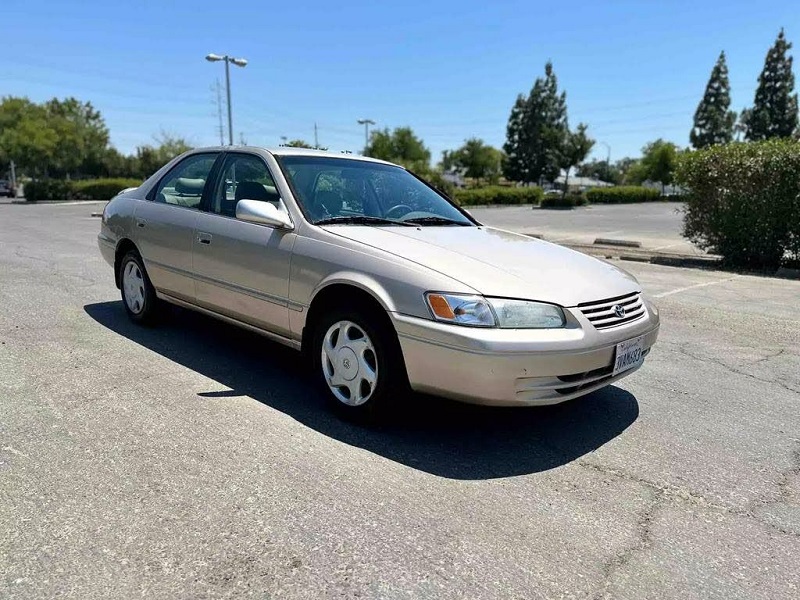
[153,153,218,209]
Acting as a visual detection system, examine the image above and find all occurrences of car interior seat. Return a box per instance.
[226,181,281,217]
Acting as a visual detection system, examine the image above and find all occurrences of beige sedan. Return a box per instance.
[99,147,659,419]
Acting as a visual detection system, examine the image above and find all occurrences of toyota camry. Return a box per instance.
[98,147,660,418]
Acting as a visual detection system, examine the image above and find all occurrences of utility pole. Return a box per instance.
[239,132,246,145]
[357,118,375,155]
[314,123,319,149]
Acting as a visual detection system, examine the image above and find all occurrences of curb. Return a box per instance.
[594,238,642,248]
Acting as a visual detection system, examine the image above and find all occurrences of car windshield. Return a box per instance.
[277,156,474,226]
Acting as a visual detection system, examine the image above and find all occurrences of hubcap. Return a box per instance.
[122,260,146,314]
[321,320,378,406]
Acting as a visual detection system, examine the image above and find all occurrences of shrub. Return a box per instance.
[451,186,543,206]
[24,179,74,202]
[586,186,662,204]
[418,170,456,198]
[24,178,141,202]
[540,194,587,209]
[676,140,800,269]
[72,178,141,200]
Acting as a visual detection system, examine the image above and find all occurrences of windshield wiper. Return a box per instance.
[314,215,415,226]
[401,216,472,226]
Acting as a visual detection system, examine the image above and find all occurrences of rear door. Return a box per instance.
[192,152,296,337]
[134,152,221,302]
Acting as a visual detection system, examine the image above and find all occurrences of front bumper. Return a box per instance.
[392,300,660,406]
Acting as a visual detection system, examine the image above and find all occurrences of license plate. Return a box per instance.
[613,335,645,377]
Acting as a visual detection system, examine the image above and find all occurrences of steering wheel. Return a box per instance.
[385,204,413,219]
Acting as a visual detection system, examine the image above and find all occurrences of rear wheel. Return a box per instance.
[312,307,407,421]
[120,251,159,324]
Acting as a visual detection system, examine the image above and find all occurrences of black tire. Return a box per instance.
[311,305,409,422]
[119,250,159,325]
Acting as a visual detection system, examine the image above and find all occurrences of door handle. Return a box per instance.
[135,218,146,228]
[197,232,213,245]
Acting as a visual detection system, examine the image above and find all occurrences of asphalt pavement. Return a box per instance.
[1,202,799,599]
[470,202,701,256]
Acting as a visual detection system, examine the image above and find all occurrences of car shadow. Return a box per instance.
[84,301,639,480]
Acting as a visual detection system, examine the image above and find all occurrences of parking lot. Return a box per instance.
[471,202,700,256]
[1,202,799,599]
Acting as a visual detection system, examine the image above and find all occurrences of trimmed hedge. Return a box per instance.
[586,186,662,204]
[540,194,588,209]
[25,178,141,202]
[451,186,543,206]
[676,140,800,269]
[73,179,141,200]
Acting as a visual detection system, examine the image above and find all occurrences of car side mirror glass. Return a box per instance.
[235,199,294,230]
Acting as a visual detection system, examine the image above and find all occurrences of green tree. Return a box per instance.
[691,51,737,148]
[576,159,622,184]
[0,97,57,177]
[638,139,680,193]
[444,138,503,184]
[366,127,431,172]
[502,95,528,182]
[560,124,594,194]
[746,29,799,140]
[284,139,314,148]
[135,132,193,178]
[503,61,568,185]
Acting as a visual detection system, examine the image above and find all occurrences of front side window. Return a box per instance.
[154,153,218,209]
[212,154,281,217]
[278,156,473,226]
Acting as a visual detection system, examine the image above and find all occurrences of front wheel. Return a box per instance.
[120,251,159,324]
[312,308,407,421]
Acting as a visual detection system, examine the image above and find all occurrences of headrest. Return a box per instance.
[236,181,280,203]
[174,178,205,195]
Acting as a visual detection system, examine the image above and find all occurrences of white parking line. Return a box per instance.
[654,276,739,298]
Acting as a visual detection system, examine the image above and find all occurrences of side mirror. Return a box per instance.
[235,199,294,230]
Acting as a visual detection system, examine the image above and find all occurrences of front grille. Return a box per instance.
[578,291,645,329]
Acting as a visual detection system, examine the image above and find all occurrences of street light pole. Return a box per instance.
[224,59,233,146]
[206,53,248,146]
[357,118,375,155]
[598,141,611,183]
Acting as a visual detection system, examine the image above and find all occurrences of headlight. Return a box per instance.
[487,298,566,328]
[425,293,495,327]
[425,294,566,329]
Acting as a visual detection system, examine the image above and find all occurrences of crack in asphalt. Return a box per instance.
[577,460,800,542]
[766,446,800,507]
[664,340,800,394]
[592,487,664,600]
[751,348,788,365]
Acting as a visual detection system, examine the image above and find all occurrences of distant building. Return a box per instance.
[441,170,466,188]
[553,175,614,192]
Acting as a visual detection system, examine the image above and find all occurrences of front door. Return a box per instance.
[134,152,220,302]
[192,152,296,337]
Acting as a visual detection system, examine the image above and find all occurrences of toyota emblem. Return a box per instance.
[613,304,626,318]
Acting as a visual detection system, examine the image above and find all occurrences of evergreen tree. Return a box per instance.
[560,123,594,194]
[502,95,528,182]
[503,62,569,184]
[690,51,736,148]
[746,29,799,140]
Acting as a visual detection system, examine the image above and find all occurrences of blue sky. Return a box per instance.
[4,0,798,163]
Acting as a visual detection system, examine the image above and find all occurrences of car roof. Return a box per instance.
[188,145,400,167]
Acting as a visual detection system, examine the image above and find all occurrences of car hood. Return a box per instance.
[322,225,640,307]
